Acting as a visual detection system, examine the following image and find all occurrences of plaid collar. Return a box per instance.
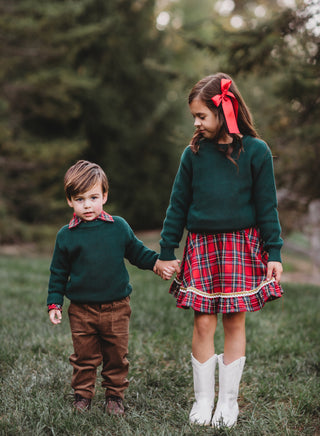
[68,211,114,229]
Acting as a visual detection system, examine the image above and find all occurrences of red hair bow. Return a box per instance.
[211,79,240,134]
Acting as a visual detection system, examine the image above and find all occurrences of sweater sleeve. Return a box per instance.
[47,232,70,306]
[159,147,193,260]
[252,144,283,262]
[124,221,159,270]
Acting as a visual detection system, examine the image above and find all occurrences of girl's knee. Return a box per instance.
[222,313,246,333]
[194,313,217,336]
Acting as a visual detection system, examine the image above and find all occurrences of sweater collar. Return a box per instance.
[68,211,114,228]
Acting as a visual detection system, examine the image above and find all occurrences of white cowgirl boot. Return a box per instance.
[189,353,217,425]
[211,353,246,428]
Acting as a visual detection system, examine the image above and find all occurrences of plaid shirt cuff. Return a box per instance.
[47,304,62,312]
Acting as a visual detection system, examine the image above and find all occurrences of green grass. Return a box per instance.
[0,251,319,436]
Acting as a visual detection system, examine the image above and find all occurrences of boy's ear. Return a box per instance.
[67,198,73,208]
[103,192,108,205]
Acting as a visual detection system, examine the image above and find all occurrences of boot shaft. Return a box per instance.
[211,353,246,428]
[191,353,217,397]
[217,354,246,400]
[189,353,217,425]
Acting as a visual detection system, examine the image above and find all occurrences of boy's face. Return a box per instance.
[67,183,108,222]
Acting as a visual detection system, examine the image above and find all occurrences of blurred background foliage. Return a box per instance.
[0,0,319,245]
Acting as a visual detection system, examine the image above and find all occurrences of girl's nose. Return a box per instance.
[194,118,201,127]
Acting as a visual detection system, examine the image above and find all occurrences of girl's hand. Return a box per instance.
[49,309,62,325]
[267,261,283,283]
[153,259,181,280]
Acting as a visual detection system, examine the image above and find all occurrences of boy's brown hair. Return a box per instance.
[64,160,109,200]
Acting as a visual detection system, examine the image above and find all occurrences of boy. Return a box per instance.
[47,160,178,414]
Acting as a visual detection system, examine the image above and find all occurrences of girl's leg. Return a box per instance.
[212,312,246,428]
[192,312,218,362]
[189,312,218,425]
[222,312,246,364]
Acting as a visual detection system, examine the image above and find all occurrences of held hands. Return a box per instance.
[153,259,181,280]
[267,261,283,283]
[49,309,62,325]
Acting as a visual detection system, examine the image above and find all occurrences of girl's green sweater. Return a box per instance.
[47,216,158,306]
[160,136,283,262]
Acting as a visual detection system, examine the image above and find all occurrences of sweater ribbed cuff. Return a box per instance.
[267,248,282,263]
[159,247,176,261]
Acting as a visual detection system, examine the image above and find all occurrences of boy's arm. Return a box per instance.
[125,228,159,270]
[123,219,180,279]
[47,235,69,321]
[123,220,162,271]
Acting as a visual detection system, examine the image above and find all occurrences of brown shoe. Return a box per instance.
[73,393,91,412]
[105,395,125,416]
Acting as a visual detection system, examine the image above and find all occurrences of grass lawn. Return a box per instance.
[0,238,319,435]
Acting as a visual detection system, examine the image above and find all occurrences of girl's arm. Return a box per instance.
[160,148,193,260]
[252,144,283,263]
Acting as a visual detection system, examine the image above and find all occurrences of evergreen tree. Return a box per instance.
[0,0,182,242]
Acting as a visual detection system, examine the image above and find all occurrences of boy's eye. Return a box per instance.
[75,198,83,202]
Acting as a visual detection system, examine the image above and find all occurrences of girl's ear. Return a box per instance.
[102,192,108,205]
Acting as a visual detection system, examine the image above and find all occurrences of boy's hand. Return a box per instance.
[49,309,62,325]
[267,261,283,283]
[153,259,180,280]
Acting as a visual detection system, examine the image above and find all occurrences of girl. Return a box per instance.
[156,73,283,427]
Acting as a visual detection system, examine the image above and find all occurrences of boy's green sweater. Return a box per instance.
[160,135,283,262]
[47,216,158,306]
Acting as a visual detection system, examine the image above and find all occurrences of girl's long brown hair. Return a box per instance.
[188,73,259,160]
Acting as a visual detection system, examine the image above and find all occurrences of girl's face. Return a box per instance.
[189,97,220,140]
[67,183,108,221]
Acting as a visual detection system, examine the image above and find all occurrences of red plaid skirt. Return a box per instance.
[169,228,283,314]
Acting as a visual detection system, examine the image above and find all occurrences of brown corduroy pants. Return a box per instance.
[67,297,131,400]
